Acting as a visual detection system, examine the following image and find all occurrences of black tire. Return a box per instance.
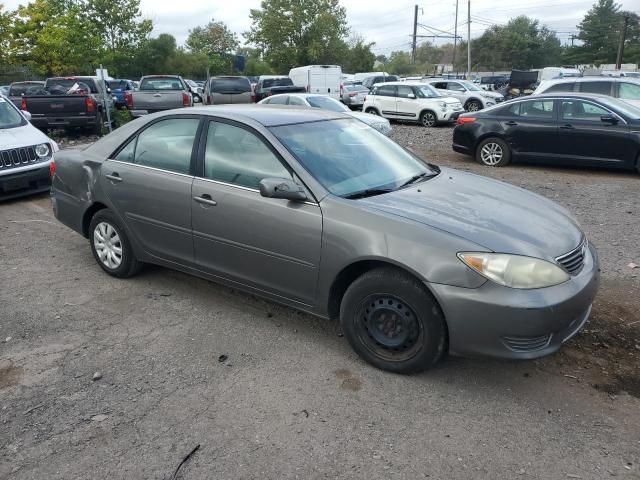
[89,209,141,278]
[94,111,104,137]
[365,107,380,116]
[475,137,511,167]
[465,99,482,112]
[340,267,447,374]
[419,110,437,127]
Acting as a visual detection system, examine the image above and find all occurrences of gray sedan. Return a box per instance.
[51,106,599,373]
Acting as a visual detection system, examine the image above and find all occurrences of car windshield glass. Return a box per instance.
[140,78,183,90]
[415,85,441,98]
[263,78,293,88]
[306,96,348,112]
[210,77,251,93]
[271,119,437,197]
[603,97,640,119]
[0,98,26,129]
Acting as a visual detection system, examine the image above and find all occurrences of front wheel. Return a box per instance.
[89,209,142,278]
[365,107,380,116]
[465,100,482,112]
[340,267,447,374]
[420,110,437,127]
[476,137,511,167]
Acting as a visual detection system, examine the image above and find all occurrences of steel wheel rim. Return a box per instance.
[93,222,123,269]
[480,142,503,166]
[354,294,424,362]
[467,102,480,112]
[422,113,435,127]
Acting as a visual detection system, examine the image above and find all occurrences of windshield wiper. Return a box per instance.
[343,188,393,200]
[400,172,435,188]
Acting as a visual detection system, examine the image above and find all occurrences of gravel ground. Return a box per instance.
[0,125,639,479]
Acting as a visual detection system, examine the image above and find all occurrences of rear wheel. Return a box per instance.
[340,267,447,374]
[89,209,141,278]
[420,110,437,127]
[476,137,511,167]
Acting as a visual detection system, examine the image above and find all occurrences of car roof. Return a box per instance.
[373,81,427,86]
[542,76,640,84]
[189,104,346,126]
[270,93,338,99]
[508,92,617,102]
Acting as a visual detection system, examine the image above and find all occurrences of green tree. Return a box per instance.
[0,4,13,62]
[341,34,375,73]
[245,0,349,72]
[386,51,416,75]
[186,19,239,57]
[238,47,274,76]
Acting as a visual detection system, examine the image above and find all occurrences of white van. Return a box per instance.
[538,67,581,82]
[288,65,342,100]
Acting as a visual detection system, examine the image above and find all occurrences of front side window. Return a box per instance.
[396,86,414,98]
[271,119,437,198]
[561,100,609,121]
[204,122,291,189]
[376,85,396,97]
[447,82,466,92]
[125,118,199,174]
[415,85,440,98]
[619,82,640,100]
[507,100,555,118]
[579,81,612,95]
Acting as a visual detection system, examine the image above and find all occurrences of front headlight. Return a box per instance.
[35,143,51,158]
[458,252,570,289]
[439,101,447,110]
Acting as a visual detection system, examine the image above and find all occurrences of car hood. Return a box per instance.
[481,90,504,99]
[358,167,583,260]
[0,123,55,150]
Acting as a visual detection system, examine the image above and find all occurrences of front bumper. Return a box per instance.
[0,163,51,201]
[429,243,600,359]
[438,110,464,124]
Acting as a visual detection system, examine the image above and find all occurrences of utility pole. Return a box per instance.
[570,35,576,47]
[412,4,419,63]
[616,15,630,69]
[467,0,471,79]
[452,0,459,73]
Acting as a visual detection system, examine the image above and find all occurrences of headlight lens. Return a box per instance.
[35,143,50,158]
[458,252,570,289]
[439,101,447,109]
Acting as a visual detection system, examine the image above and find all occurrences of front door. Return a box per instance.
[395,85,418,120]
[557,99,634,167]
[101,116,201,265]
[191,119,323,305]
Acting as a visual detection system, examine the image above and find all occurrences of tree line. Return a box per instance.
[0,0,638,83]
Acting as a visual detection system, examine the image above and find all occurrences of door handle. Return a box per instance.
[106,173,122,183]
[193,194,217,206]
[560,124,575,130]
[505,121,518,126]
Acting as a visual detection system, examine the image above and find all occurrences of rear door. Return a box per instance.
[101,116,201,265]
[191,119,322,305]
[556,99,634,167]
[498,99,559,160]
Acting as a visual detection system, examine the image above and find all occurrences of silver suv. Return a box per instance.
[534,77,640,108]
[425,79,504,111]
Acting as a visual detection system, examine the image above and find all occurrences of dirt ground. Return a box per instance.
[1,124,639,479]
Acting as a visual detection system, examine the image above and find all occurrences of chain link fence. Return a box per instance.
[0,65,44,84]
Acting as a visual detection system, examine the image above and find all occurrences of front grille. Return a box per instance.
[556,239,587,276]
[495,97,505,103]
[503,334,551,352]
[0,146,40,171]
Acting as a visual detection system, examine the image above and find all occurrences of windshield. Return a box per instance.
[263,78,293,88]
[271,119,437,197]
[306,96,349,112]
[605,96,640,119]
[140,77,183,90]
[210,77,251,93]
[0,98,27,129]
[415,85,441,98]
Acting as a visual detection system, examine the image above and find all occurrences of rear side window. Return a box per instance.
[266,96,288,105]
[432,82,447,89]
[117,118,199,174]
[506,100,555,118]
[543,83,575,93]
[618,82,640,100]
[140,77,183,90]
[578,81,612,95]
[209,77,251,93]
[376,85,396,97]
[204,121,291,189]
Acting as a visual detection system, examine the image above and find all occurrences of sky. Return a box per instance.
[4,0,640,54]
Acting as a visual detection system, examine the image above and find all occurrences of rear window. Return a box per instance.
[262,78,294,88]
[210,77,251,93]
[46,78,99,93]
[140,77,183,90]
[9,83,44,96]
[108,80,129,90]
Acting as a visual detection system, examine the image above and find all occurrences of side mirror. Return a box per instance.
[259,177,307,201]
[407,93,416,99]
[600,114,619,124]
[106,87,112,94]
[22,110,32,121]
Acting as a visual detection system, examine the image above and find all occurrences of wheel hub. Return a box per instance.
[360,296,420,354]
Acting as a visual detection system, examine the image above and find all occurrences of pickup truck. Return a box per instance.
[19,77,113,135]
[254,76,306,102]
[106,79,136,109]
[7,81,46,108]
[125,75,193,117]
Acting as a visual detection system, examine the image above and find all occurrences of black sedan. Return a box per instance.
[452,93,640,172]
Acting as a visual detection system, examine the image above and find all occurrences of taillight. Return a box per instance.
[21,97,27,111]
[49,159,56,178]
[349,92,358,97]
[207,95,212,105]
[182,92,190,107]
[251,94,256,103]
[85,97,95,113]
[457,117,476,125]
[125,91,133,108]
